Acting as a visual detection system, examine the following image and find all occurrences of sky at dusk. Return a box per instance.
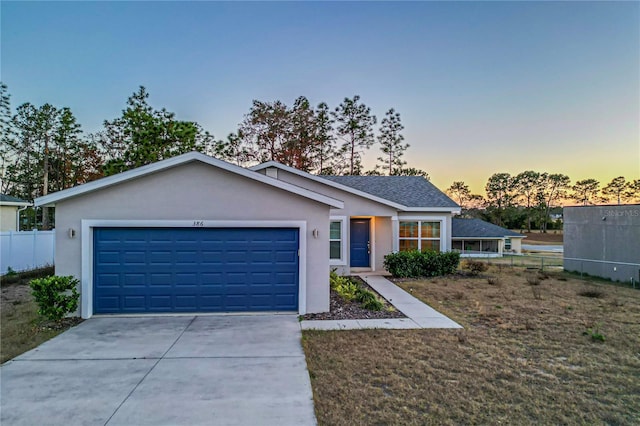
[2,1,638,194]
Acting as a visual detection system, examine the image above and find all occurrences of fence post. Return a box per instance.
[541,257,545,271]
[9,231,14,273]
[32,229,38,269]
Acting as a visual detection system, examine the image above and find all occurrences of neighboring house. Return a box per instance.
[34,152,459,319]
[564,205,640,283]
[0,194,31,231]
[451,218,525,257]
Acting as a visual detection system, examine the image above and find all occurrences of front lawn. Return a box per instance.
[302,267,640,425]
[1,267,82,363]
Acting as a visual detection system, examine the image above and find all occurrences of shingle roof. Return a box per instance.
[0,194,29,204]
[452,218,524,239]
[320,176,459,208]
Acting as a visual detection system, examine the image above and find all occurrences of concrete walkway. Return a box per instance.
[301,275,462,330]
[1,315,316,426]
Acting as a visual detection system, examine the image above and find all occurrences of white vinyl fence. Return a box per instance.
[0,230,55,274]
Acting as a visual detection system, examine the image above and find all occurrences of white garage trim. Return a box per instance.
[81,219,308,319]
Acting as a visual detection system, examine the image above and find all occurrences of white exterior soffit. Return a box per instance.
[251,161,460,213]
[34,152,343,209]
[0,201,31,207]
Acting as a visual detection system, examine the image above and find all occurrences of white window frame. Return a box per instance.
[504,238,512,250]
[329,215,347,266]
[397,216,448,253]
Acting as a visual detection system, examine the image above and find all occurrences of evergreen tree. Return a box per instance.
[332,96,376,175]
[376,108,408,175]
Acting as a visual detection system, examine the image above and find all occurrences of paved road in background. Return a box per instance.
[522,244,564,253]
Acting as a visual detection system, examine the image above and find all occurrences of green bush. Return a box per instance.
[29,275,80,321]
[356,289,383,311]
[335,280,360,301]
[383,250,460,278]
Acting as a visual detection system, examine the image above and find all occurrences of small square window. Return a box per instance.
[421,222,440,238]
[421,240,440,253]
[330,221,341,240]
[399,221,418,238]
[399,239,419,251]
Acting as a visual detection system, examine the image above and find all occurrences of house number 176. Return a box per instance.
[192,221,204,227]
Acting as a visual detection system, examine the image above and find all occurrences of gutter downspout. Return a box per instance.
[16,205,30,231]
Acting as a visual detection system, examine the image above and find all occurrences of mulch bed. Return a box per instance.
[35,317,84,332]
[302,276,406,321]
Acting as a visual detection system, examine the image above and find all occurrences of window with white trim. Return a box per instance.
[399,221,441,252]
[330,220,342,260]
[504,238,512,250]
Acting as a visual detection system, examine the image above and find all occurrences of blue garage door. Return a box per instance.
[93,227,299,314]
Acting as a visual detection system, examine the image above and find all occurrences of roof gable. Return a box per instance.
[34,152,343,209]
[251,162,460,212]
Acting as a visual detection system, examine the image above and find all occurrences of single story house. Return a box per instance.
[0,194,31,232]
[451,218,525,256]
[35,152,460,318]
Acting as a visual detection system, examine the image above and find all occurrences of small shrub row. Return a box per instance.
[329,270,383,311]
[383,250,460,278]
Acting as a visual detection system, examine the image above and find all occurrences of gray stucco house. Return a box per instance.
[34,152,460,318]
[451,218,525,256]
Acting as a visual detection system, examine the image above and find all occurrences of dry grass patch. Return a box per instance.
[1,268,82,363]
[302,268,640,425]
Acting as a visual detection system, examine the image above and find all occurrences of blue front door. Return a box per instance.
[350,219,370,267]
[93,227,299,314]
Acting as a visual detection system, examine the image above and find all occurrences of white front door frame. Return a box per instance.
[81,219,308,319]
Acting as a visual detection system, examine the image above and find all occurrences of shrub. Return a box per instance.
[383,250,460,278]
[487,277,500,286]
[335,280,359,301]
[526,275,541,286]
[29,275,80,321]
[355,288,383,311]
[462,259,488,275]
[579,289,605,298]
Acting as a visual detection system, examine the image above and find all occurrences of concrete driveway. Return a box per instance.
[0,315,316,426]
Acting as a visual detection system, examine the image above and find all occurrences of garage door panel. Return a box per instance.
[93,228,299,314]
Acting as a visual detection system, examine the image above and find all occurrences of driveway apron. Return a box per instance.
[0,315,316,426]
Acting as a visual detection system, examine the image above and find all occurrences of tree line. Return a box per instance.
[1,83,637,231]
[446,172,640,232]
[0,84,419,228]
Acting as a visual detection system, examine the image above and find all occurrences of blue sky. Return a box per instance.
[2,1,638,193]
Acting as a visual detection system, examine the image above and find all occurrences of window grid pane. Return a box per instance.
[330,221,341,240]
[399,222,418,238]
[399,239,419,252]
[421,239,440,253]
[330,241,341,259]
[421,222,440,238]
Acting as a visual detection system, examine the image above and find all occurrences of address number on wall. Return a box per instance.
[192,221,205,227]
